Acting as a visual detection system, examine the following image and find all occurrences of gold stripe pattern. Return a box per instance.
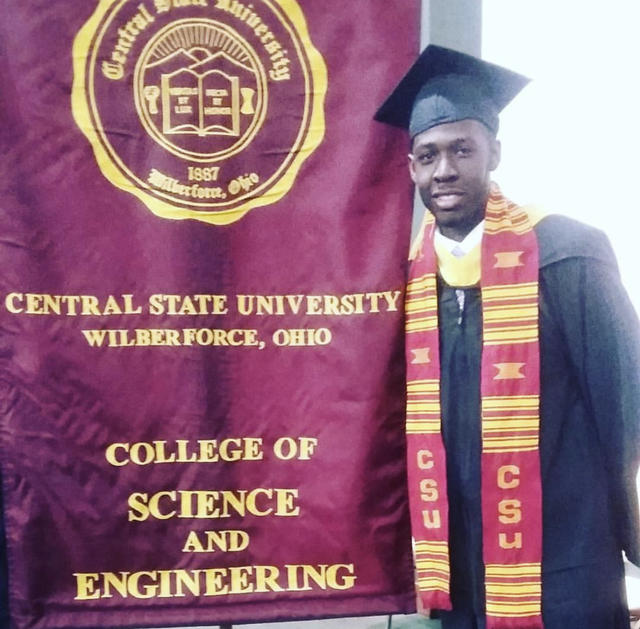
[485,563,542,618]
[484,194,532,235]
[482,282,538,346]
[405,272,438,335]
[414,540,450,594]
[406,316,438,333]
[406,378,441,435]
[405,185,543,622]
[482,396,540,453]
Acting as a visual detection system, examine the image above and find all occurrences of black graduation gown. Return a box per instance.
[439,215,640,628]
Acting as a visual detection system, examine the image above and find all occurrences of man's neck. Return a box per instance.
[435,220,484,258]
[438,217,484,242]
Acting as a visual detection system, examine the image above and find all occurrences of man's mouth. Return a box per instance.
[433,189,464,198]
[432,190,464,208]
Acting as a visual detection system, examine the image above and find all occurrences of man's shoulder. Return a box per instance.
[532,213,617,271]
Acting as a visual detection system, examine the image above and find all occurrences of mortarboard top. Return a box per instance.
[374,44,530,138]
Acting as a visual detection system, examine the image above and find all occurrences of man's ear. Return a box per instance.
[408,153,418,184]
[489,138,501,172]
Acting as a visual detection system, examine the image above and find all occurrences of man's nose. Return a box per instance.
[434,155,457,181]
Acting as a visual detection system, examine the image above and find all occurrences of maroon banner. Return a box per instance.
[0,1,419,628]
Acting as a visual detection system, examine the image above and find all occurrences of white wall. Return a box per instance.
[482,0,640,310]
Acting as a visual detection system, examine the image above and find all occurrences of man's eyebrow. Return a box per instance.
[414,136,474,150]
[412,140,437,151]
[451,137,473,144]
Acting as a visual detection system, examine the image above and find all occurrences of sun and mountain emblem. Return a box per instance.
[135,19,267,160]
[72,1,327,225]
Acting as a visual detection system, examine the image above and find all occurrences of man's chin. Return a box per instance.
[427,205,485,239]
[429,206,466,224]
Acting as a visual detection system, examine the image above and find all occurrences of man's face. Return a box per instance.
[409,119,501,242]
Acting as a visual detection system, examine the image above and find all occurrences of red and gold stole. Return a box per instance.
[405,184,543,629]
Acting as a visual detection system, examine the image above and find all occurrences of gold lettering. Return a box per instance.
[25,293,44,313]
[323,295,341,315]
[383,290,402,311]
[276,489,299,516]
[498,499,522,524]
[204,568,229,595]
[306,295,323,315]
[73,564,357,600]
[105,443,129,467]
[422,509,441,529]
[128,488,299,521]
[499,532,523,549]
[105,438,265,466]
[102,61,124,80]
[103,572,129,598]
[122,294,142,314]
[153,441,177,464]
[156,570,173,598]
[5,292,23,313]
[290,564,326,590]
[102,4,154,80]
[264,40,281,54]
[148,294,228,315]
[5,291,401,319]
[206,529,249,552]
[148,294,164,315]
[419,478,438,502]
[497,465,520,489]
[129,442,155,464]
[182,530,205,553]
[127,493,149,522]
[326,564,357,590]
[297,437,317,460]
[229,566,254,594]
[148,491,177,520]
[365,292,382,313]
[254,565,283,592]
[103,295,124,315]
[218,438,242,462]
[417,449,434,470]
[245,488,272,516]
[174,570,200,597]
[79,329,102,347]
[129,571,159,598]
[74,573,101,600]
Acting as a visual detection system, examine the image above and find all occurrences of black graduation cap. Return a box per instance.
[374,45,530,138]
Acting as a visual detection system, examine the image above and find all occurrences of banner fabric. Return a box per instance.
[0,1,420,627]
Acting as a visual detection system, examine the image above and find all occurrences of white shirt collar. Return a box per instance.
[434,220,484,258]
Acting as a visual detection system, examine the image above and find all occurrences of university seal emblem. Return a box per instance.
[72,0,327,225]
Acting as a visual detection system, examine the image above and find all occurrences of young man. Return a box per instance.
[375,45,640,629]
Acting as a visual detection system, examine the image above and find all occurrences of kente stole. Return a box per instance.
[405,184,544,629]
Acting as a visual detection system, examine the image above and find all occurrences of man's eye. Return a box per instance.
[456,147,472,156]
[417,152,435,163]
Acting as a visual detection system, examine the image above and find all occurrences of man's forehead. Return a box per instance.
[412,119,491,148]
